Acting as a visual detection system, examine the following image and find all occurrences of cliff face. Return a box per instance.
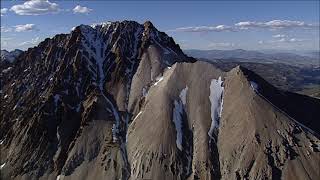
[0,21,319,180]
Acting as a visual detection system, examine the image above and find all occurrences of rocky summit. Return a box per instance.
[0,20,319,180]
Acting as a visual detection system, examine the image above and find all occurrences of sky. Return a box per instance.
[1,0,319,51]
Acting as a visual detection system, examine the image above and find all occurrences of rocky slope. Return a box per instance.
[0,21,319,180]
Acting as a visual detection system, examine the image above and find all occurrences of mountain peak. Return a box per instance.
[1,49,23,63]
[143,20,154,28]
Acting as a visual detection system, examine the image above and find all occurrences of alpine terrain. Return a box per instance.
[0,21,319,180]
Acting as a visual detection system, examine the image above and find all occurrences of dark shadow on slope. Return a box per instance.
[239,66,320,137]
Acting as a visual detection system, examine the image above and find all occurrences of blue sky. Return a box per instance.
[1,0,319,51]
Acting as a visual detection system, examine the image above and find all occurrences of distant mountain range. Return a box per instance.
[1,49,23,63]
[184,49,319,67]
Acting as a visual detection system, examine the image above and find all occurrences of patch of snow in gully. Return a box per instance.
[56,175,65,180]
[2,67,12,73]
[132,111,143,123]
[0,139,4,145]
[142,87,148,97]
[154,76,164,86]
[208,77,224,139]
[179,86,188,105]
[250,81,259,92]
[173,100,184,150]
[172,86,188,150]
[0,162,6,169]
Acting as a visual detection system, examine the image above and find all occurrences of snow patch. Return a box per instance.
[142,87,148,97]
[56,175,64,180]
[2,67,12,73]
[171,86,189,150]
[250,81,259,92]
[0,139,4,145]
[90,22,111,29]
[112,124,118,143]
[13,100,21,110]
[208,76,224,138]
[54,94,61,106]
[75,104,81,112]
[172,100,184,150]
[132,111,142,123]
[56,126,60,143]
[0,162,6,169]
[179,86,188,105]
[154,76,163,86]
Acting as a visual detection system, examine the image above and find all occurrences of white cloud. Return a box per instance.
[272,34,287,38]
[1,24,38,32]
[208,42,236,48]
[169,25,234,32]
[73,5,92,14]
[235,20,318,30]
[1,27,12,33]
[259,37,307,44]
[286,38,306,42]
[170,19,318,33]
[19,37,41,46]
[10,0,59,15]
[14,24,38,32]
[1,8,8,16]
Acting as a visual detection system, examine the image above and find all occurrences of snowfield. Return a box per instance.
[172,86,188,150]
[208,76,224,139]
[172,100,184,150]
[179,86,188,105]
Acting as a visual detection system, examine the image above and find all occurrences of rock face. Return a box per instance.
[0,21,319,180]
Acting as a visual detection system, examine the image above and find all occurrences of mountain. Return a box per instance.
[305,51,320,59]
[1,49,24,73]
[184,49,319,67]
[1,49,23,63]
[1,21,319,180]
[259,49,320,58]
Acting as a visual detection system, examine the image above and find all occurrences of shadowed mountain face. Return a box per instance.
[0,21,319,180]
